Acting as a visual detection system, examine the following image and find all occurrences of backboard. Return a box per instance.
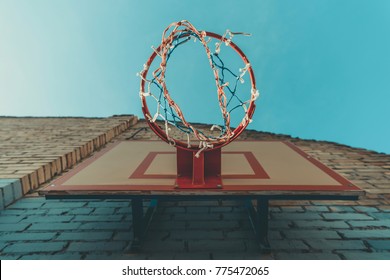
[42,140,362,197]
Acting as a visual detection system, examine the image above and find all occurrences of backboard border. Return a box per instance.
[41,140,362,195]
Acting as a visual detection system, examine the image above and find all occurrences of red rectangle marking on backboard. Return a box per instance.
[129,151,270,180]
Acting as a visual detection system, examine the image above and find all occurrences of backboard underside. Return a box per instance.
[41,141,362,196]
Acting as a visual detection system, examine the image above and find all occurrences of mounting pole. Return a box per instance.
[175,147,222,189]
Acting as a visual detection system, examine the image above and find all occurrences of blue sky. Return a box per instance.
[0,0,389,154]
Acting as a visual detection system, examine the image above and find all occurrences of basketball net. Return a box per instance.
[138,20,259,157]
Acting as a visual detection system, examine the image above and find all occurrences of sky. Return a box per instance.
[0,0,389,154]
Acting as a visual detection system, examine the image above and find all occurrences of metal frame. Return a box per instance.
[131,198,158,250]
[175,147,222,189]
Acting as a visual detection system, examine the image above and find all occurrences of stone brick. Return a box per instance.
[338,251,390,260]
[67,241,126,252]
[73,215,123,222]
[112,231,133,241]
[0,215,25,223]
[306,240,367,250]
[187,220,239,230]
[20,175,31,194]
[328,206,355,212]
[357,198,383,205]
[312,200,358,206]
[304,206,329,212]
[0,232,56,241]
[353,206,379,213]
[2,242,67,253]
[0,192,4,210]
[339,229,390,239]
[0,255,21,260]
[269,220,293,229]
[92,208,116,215]
[283,229,341,239]
[87,201,131,208]
[174,252,211,260]
[269,200,312,206]
[275,252,341,260]
[22,215,74,223]
[75,148,81,162]
[41,201,87,208]
[369,212,390,219]
[12,180,23,201]
[79,222,130,230]
[163,207,186,214]
[210,206,233,213]
[43,163,52,182]
[170,230,224,240]
[37,167,46,185]
[367,189,390,195]
[47,208,93,215]
[173,213,221,221]
[322,213,374,220]
[116,208,132,214]
[269,231,283,240]
[61,155,67,170]
[367,240,390,250]
[347,220,390,228]
[269,240,309,250]
[188,240,245,252]
[28,222,82,231]
[185,206,210,213]
[0,223,30,232]
[270,206,282,213]
[149,220,186,230]
[280,206,305,212]
[45,208,69,215]
[28,171,39,190]
[0,182,14,207]
[0,209,26,215]
[378,206,390,212]
[271,212,322,220]
[221,212,249,220]
[212,251,271,260]
[22,197,46,203]
[56,231,113,241]
[84,253,135,260]
[20,253,82,260]
[8,200,44,209]
[70,208,95,215]
[294,220,350,229]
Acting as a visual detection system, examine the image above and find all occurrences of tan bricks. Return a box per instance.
[29,171,39,190]
[20,175,31,194]
[37,167,46,185]
[0,115,138,196]
[61,155,67,171]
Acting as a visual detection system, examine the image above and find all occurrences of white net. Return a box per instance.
[138,20,259,155]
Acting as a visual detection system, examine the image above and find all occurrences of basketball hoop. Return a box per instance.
[138,20,259,188]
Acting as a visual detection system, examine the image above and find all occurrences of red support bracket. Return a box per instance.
[175,147,222,189]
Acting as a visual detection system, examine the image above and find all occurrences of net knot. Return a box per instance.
[195,141,214,158]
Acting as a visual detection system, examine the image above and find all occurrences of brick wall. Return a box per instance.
[1,117,390,259]
[0,116,138,208]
